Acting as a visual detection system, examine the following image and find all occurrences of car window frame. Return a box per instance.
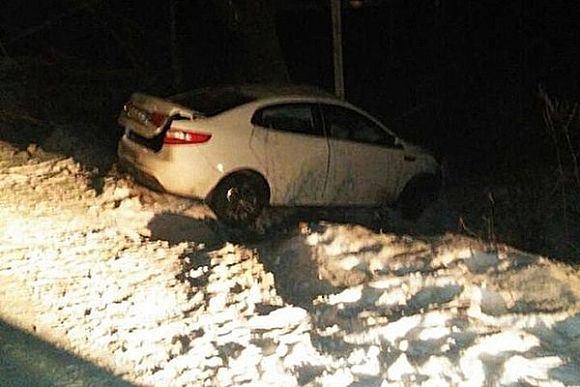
[320,103,399,148]
[251,103,324,137]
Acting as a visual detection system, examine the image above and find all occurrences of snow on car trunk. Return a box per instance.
[0,137,578,386]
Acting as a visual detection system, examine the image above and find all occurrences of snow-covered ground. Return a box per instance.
[0,132,579,386]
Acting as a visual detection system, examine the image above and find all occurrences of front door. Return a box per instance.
[322,104,405,206]
[251,103,330,205]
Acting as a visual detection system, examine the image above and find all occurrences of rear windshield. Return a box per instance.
[169,88,257,116]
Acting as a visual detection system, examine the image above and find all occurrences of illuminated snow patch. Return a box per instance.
[500,355,564,386]
[419,326,451,341]
[369,277,405,289]
[387,353,415,381]
[3,219,29,244]
[348,346,381,376]
[247,306,307,330]
[345,315,422,345]
[1,150,579,387]
[325,286,363,305]
[433,247,473,267]
[418,356,462,385]
[340,255,360,270]
[376,287,407,307]
[317,368,354,387]
[459,331,541,386]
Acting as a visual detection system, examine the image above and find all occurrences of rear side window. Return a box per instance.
[253,104,322,136]
[322,104,396,147]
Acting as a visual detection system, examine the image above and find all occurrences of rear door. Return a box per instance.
[321,104,406,206]
[250,103,330,205]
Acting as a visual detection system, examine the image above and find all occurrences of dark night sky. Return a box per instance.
[1,0,579,176]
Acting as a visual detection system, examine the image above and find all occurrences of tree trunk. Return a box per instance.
[214,0,289,83]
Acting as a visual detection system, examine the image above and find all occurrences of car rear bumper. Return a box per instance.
[118,156,165,192]
[117,135,219,199]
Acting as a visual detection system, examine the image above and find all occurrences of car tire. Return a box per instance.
[208,172,270,226]
[397,174,440,221]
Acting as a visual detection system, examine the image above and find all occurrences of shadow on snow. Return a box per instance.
[0,319,133,386]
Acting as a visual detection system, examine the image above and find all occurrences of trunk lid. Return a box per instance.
[118,93,202,139]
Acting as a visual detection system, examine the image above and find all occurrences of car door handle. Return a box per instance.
[404,155,416,162]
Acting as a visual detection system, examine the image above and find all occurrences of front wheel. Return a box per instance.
[208,173,269,226]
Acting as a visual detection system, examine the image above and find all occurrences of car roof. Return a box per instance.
[171,84,398,138]
[230,84,337,100]
[171,84,358,116]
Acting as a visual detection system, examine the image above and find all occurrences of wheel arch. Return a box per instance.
[396,171,442,220]
[205,168,271,205]
[400,171,442,198]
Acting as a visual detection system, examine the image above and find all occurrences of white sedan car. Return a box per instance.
[117,85,440,224]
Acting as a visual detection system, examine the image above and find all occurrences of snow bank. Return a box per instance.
[261,223,580,385]
[0,140,578,386]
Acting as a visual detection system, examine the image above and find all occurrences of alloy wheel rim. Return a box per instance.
[225,185,258,220]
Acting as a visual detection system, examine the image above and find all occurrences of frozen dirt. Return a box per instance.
[0,130,579,386]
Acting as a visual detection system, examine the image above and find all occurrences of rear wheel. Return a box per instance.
[208,173,269,226]
[397,174,440,221]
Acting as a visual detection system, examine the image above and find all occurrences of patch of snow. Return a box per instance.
[0,140,578,386]
[348,346,381,375]
[387,353,415,381]
[325,286,364,305]
[500,355,564,386]
[459,331,542,386]
[247,306,308,330]
[317,368,355,387]
[345,315,422,345]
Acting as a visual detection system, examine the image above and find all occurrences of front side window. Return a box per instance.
[253,104,322,136]
[322,104,396,147]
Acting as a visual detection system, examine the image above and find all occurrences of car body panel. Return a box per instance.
[325,138,404,205]
[250,125,330,205]
[118,135,218,197]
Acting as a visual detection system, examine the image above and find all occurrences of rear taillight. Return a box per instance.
[164,130,212,145]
